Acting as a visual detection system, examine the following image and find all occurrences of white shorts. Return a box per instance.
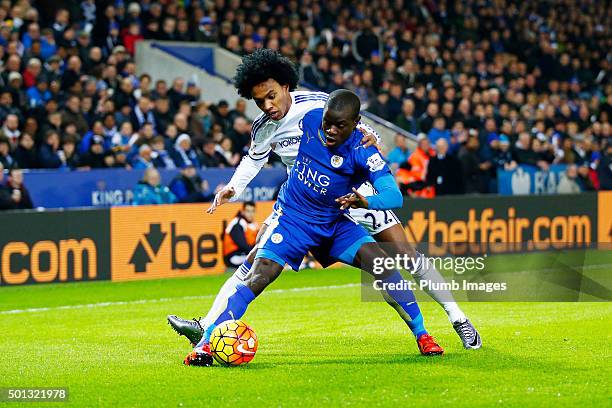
[262,182,401,236]
[349,181,401,235]
[347,207,401,235]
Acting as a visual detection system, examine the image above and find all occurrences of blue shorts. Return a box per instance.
[256,210,375,271]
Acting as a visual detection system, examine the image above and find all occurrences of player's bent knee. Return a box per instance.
[245,258,283,296]
[354,242,397,279]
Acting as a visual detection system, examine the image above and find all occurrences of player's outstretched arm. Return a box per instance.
[206,154,268,213]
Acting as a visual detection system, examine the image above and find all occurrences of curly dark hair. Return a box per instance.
[233,49,299,99]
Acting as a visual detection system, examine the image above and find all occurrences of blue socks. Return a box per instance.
[197,283,255,347]
[382,271,428,338]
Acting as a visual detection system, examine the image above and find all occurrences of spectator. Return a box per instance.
[394,99,418,135]
[38,130,63,169]
[229,99,248,123]
[62,95,88,136]
[80,120,107,155]
[387,134,410,170]
[597,145,612,190]
[190,102,214,141]
[222,201,259,268]
[61,135,82,170]
[195,16,217,43]
[172,133,200,168]
[2,114,20,147]
[131,95,156,131]
[123,22,144,56]
[0,162,17,210]
[23,58,42,89]
[168,77,186,111]
[459,136,489,194]
[367,91,391,121]
[153,97,173,135]
[132,144,154,170]
[219,137,241,167]
[352,21,381,63]
[557,165,582,194]
[513,132,549,171]
[418,103,438,134]
[0,136,15,169]
[169,164,213,203]
[492,135,517,171]
[201,139,229,168]
[576,164,596,191]
[151,136,176,169]
[26,75,51,108]
[212,100,233,133]
[12,133,37,169]
[227,117,250,155]
[396,134,435,198]
[133,167,177,205]
[4,168,33,209]
[80,136,106,169]
[426,138,465,196]
[428,117,451,146]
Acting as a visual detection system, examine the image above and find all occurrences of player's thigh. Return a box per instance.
[327,215,376,266]
[373,222,418,258]
[349,207,401,236]
[257,214,319,272]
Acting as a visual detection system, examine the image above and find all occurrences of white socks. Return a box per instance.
[411,253,467,323]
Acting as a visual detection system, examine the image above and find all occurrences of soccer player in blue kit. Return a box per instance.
[183,90,444,366]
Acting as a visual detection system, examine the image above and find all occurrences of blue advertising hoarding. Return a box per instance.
[497,164,567,195]
[23,167,287,208]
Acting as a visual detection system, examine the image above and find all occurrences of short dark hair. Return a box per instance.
[233,49,299,99]
[326,89,361,120]
[243,201,255,209]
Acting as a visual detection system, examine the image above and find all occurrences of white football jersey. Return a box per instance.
[248,91,329,169]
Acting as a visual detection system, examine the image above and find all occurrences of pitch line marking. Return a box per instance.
[1,262,610,315]
[0,283,361,315]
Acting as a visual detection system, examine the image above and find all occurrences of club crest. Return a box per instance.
[331,155,344,168]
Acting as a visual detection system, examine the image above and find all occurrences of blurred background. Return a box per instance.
[0,0,608,211]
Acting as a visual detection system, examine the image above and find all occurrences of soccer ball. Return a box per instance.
[209,320,258,366]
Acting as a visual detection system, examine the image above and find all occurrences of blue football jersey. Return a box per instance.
[277,108,392,224]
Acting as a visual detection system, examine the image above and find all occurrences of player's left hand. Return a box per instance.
[336,187,369,210]
[357,124,382,152]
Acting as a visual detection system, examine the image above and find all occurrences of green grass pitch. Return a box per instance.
[1,264,610,407]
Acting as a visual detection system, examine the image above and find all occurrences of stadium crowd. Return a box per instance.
[0,0,609,204]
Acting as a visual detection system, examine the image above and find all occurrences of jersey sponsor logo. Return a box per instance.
[293,159,331,195]
[271,233,283,244]
[277,136,301,149]
[366,153,385,172]
[331,155,344,168]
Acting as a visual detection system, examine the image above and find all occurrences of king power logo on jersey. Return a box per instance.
[293,158,331,195]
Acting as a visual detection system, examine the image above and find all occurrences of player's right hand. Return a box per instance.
[206,186,235,214]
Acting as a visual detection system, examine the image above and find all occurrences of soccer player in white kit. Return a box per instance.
[168,50,480,365]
